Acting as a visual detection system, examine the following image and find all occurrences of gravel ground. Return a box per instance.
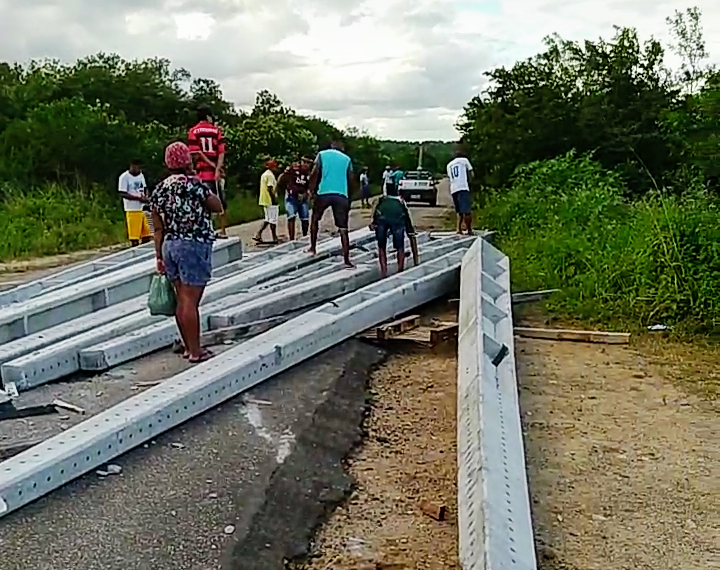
[297,304,461,570]
[519,330,719,570]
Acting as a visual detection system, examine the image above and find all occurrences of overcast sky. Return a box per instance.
[1,1,719,141]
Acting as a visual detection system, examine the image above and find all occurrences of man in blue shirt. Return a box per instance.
[393,166,405,187]
[307,140,356,267]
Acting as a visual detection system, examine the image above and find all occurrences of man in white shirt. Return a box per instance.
[360,167,370,208]
[381,165,392,196]
[446,147,474,235]
[118,159,151,246]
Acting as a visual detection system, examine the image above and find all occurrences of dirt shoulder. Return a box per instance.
[297,307,461,570]
[519,325,718,570]
[296,310,718,570]
[294,305,718,570]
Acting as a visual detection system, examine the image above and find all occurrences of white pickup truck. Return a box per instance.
[398,170,438,207]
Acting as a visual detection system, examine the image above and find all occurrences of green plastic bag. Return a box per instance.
[148,274,177,316]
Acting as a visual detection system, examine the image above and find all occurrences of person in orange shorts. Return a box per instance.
[118,159,151,246]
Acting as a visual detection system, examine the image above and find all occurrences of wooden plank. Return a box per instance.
[511,289,560,304]
[514,327,630,344]
[430,321,458,345]
[375,314,421,340]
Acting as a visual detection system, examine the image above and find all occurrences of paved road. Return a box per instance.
[0,183,452,570]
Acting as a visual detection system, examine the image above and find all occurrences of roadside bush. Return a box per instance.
[0,183,125,261]
[478,153,720,333]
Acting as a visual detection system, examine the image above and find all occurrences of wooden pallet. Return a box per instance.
[374,314,422,340]
[359,317,458,348]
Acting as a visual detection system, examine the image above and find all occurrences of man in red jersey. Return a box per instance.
[277,156,312,240]
[188,105,228,238]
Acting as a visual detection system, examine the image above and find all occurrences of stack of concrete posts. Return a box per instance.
[0,231,488,522]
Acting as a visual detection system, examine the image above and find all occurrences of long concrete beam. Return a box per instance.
[0,243,156,308]
[0,238,243,344]
[457,238,537,570]
[0,245,471,519]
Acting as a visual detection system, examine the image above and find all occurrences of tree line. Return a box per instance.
[457,6,719,196]
[456,7,719,333]
[0,53,450,201]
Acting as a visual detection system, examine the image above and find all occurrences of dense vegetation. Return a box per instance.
[459,7,719,334]
[0,55,448,260]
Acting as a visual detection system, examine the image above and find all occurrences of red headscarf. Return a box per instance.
[165,141,192,170]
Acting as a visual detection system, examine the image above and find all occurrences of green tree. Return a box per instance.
[666,7,713,94]
[458,27,679,194]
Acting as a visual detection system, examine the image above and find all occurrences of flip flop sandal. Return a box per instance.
[188,349,214,364]
[252,236,263,243]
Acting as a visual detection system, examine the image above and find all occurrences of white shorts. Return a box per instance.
[264,205,279,225]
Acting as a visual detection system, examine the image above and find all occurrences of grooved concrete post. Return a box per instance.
[457,238,537,570]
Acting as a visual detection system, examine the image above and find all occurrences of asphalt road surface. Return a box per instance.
[0,183,452,570]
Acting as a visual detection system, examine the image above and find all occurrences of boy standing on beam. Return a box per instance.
[370,183,419,278]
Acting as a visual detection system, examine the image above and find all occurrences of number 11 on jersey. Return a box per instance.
[200,137,214,153]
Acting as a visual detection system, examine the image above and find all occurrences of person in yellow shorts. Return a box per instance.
[118,159,152,246]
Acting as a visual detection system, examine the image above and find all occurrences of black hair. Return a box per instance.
[197,105,212,122]
[130,159,142,166]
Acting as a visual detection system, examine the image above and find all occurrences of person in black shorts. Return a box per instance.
[307,141,356,267]
[370,183,419,277]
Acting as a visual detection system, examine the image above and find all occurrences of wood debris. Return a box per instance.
[52,399,86,415]
[419,500,446,521]
[514,326,630,345]
[359,317,458,348]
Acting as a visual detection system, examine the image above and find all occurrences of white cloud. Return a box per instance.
[0,0,718,140]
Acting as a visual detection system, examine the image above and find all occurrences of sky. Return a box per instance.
[0,0,719,141]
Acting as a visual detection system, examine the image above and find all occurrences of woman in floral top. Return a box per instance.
[150,141,224,363]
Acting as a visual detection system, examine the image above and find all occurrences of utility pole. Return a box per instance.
[418,144,424,170]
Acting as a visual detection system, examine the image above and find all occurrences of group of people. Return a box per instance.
[253,139,357,268]
[381,165,405,196]
[116,104,474,366]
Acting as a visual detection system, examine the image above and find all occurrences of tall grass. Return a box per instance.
[0,182,385,262]
[477,153,720,334]
[0,183,126,261]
